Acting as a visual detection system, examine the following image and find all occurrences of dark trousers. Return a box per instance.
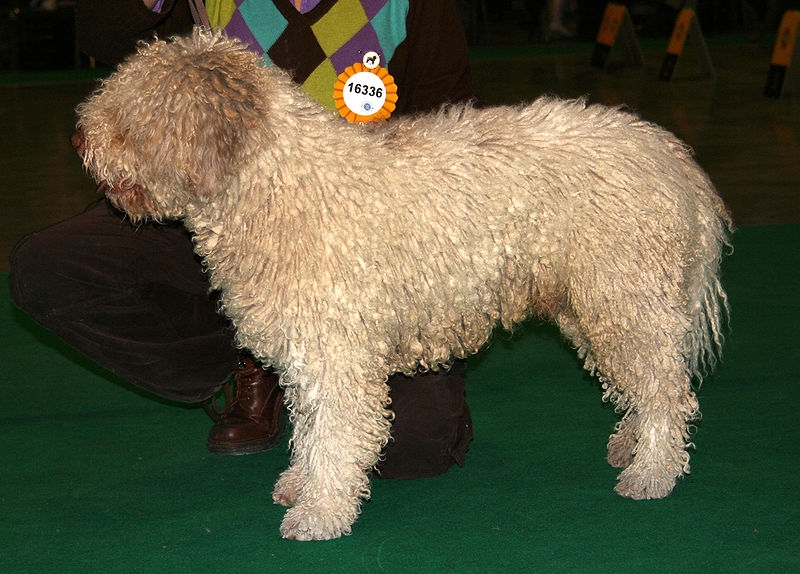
[9,200,471,477]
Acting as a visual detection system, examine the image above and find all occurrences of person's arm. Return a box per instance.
[389,0,474,115]
[75,0,194,65]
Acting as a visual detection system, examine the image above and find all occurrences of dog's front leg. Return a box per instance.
[274,363,392,540]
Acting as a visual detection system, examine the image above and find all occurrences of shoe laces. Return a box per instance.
[202,357,265,422]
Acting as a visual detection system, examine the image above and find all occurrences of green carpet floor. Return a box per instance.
[2,224,798,573]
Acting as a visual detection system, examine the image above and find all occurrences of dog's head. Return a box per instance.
[76,28,271,221]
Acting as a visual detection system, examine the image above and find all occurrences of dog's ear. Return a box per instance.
[168,43,270,200]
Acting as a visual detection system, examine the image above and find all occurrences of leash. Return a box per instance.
[188,0,210,27]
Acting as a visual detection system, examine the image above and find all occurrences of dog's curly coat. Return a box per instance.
[76,29,731,540]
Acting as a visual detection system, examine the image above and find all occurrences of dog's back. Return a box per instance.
[334,98,731,374]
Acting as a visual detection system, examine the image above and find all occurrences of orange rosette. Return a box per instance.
[333,63,398,124]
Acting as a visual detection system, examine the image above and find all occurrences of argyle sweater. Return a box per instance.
[76,0,473,115]
[210,0,409,110]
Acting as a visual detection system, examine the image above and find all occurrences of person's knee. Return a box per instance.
[8,232,59,319]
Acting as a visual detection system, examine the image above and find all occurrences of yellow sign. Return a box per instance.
[666,8,695,55]
[771,10,800,67]
[596,3,627,47]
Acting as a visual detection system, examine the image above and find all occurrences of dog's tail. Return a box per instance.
[684,182,733,382]
[687,265,729,381]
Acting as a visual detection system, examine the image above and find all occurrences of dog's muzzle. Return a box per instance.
[71,130,86,158]
[71,129,146,200]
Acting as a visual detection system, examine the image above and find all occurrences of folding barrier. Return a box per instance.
[590,3,644,71]
[659,7,715,81]
[764,10,800,97]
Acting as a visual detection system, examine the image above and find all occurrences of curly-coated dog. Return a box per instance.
[75,28,731,540]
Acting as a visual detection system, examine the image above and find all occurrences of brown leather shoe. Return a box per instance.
[206,357,286,455]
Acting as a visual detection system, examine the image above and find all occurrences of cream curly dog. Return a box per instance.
[76,29,731,540]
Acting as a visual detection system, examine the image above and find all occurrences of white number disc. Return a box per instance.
[342,71,387,118]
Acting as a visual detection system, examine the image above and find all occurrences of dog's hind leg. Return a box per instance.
[564,275,699,500]
[274,361,392,540]
[602,349,698,500]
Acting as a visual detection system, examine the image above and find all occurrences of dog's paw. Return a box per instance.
[273,467,305,507]
[606,431,636,469]
[280,506,352,541]
[614,464,679,500]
